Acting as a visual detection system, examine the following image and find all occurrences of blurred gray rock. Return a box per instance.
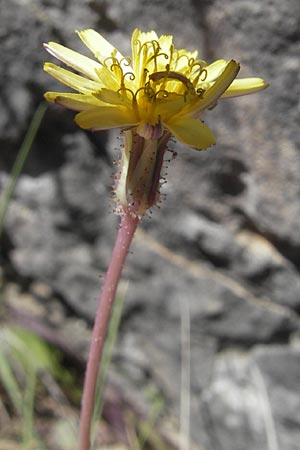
[198,347,300,450]
[1,0,300,449]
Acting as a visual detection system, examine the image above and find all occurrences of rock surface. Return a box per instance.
[1,0,300,449]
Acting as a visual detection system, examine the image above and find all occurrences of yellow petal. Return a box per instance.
[132,29,159,48]
[131,29,159,84]
[200,60,240,110]
[155,94,187,118]
[94,66,121,91]
[156,34,174,71]
[95,88,132,107]
[183,60,240,117]
[44,92,105,110]
[75,107,138,130]
[158,34,173,51]
[175,49,199,72]
[205,59,227,81]
[165,117,216,150]
[44,63,101,93]
[44,42,101,81]
[77,29,126,65]
[221,77,269,98]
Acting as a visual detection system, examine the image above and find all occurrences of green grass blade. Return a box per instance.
[0,102,48,236]
[0,350,23,414]
[22,370,37,450]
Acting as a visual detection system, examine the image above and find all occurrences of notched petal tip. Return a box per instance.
[76,28,93,35]
[229,59,241,76]
[43,61,52,71]
[44,92,53,101]
[43,93,68,110]
[43,92,63,105]
[43,42,58,58]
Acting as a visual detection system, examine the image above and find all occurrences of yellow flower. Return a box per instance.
[44,29,268,215]
[44,29,268,149]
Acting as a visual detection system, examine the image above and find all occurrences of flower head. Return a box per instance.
[44,29,268,215]
[44,29,268,149]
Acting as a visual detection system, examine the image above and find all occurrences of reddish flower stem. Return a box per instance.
[78,209,140,450]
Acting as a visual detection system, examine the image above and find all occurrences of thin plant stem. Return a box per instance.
[22,370,36,450]
[179,294,191,450]
[90,283,126,445]
[0,351,23,414]
[78,209,140,450]
[0,102,47,237]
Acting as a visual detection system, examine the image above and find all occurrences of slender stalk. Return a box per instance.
[78,209,140,450]
[0,102,47,237]
[179,294,191,450]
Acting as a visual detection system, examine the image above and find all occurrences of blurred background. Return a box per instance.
[1,0,300,449]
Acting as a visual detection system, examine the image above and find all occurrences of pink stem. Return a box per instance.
[78,209,140,450]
